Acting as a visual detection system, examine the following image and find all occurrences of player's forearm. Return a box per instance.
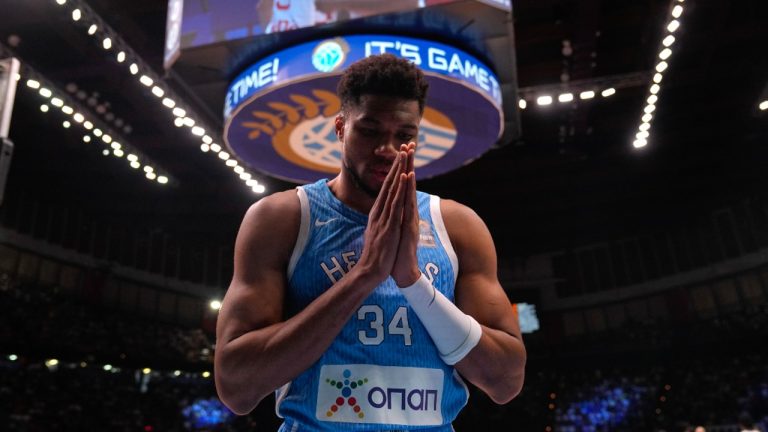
[454,328,526,404]
[215,268,381,415]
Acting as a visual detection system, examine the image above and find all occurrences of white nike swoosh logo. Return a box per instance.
[315,218,338,227]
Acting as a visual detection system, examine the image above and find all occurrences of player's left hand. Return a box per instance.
[391,142,420,287]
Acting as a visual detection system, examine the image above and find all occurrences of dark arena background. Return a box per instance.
[1,0,768,431]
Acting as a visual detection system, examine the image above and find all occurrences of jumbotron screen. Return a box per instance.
[175,0,510,49]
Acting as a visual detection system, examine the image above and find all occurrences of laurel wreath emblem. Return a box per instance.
[241,89,341,140]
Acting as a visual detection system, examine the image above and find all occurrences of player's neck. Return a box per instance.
[327,175,375,215]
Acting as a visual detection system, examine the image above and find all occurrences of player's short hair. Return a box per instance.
[337,54,429,114]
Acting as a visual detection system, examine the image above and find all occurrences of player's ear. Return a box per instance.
[335,114,345,142]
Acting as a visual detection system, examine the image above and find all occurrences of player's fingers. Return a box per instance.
[407,143,415,174]
[388,172,408,227]
[370,151,402,220]
[403,171,417,226]
[382,152,406,217]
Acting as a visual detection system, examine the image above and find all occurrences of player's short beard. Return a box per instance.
[342,158,378,199]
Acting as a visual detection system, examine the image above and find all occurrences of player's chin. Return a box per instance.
[371,171,389,184]
[364,176,386,195]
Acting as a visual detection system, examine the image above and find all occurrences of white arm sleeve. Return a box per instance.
[400,273,482,365]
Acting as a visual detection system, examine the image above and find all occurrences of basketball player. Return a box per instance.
[257,0,327,34]
[215,54,526,430]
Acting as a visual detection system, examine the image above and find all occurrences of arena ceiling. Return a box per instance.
[1,0,767,264]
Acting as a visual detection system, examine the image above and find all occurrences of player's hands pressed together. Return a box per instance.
[391,143,421,287]
[357,142,420,287]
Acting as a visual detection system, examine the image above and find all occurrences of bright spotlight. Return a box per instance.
[601,88,616,97]
[210,300,222,310]
[536,95,553,106]
[667,20,680,33]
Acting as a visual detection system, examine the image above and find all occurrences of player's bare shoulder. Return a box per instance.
[438,197,494,260]
[237,188,302,266]
[439,198,484,233]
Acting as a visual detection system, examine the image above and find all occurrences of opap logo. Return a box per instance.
[316,364,444,426]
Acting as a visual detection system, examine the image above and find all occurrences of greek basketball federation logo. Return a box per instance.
[241,90,458,175]
[312,39,349,73]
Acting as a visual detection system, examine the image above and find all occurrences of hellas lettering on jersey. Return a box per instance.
[320,250,358,283]
[316,364,444,426]
[320,251,441,285]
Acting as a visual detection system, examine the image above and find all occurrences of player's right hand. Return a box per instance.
[357,149,409,284]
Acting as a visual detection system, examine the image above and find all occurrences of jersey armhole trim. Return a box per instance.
[430,195,459,284]
[274,381,292,419]
[288,187,310,279]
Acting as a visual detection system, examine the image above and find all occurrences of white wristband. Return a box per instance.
[400,273,482,365]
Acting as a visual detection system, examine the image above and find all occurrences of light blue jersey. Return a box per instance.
[276,179,468,431]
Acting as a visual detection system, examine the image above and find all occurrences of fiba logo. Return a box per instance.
[312,39,348,73]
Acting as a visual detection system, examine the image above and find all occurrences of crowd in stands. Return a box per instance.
[0,273,213,370]
[1,272,766,431]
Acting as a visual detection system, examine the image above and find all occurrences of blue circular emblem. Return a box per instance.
[312,40,346,73]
